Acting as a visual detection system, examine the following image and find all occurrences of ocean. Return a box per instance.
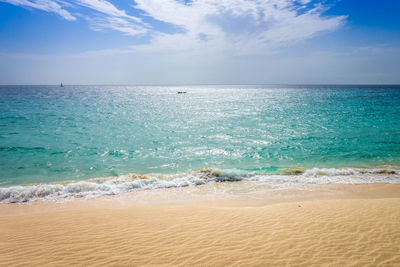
[0,85,399,202]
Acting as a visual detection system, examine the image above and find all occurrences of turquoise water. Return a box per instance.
[1,85,399,185]
[0,85,400,202]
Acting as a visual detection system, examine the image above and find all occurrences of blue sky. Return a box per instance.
[0,0,399,84]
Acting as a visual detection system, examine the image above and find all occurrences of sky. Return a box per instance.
[0,0,399,85]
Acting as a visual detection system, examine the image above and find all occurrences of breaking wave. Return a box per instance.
[1,166,399,203]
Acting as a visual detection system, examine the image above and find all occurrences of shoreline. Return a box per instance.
[1,165,399,204]
[1,183,400,266]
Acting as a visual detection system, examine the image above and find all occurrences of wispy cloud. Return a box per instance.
[88,16,148,36]
[1,0,76,20]
[74,0,149,36]
[76,0,139,20]
[133,0,346,53]
[1,0,346,52]
[1,0,148,36]
[75,0,149,36]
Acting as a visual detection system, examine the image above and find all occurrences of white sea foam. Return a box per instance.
[0,167,399,203]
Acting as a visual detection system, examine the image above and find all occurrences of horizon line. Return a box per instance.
[1,83,400,87]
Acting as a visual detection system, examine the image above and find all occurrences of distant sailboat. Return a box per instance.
[60,83,64,87]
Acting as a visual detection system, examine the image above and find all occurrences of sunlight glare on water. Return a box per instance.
[0,85,399,186]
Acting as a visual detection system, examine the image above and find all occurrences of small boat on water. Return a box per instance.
[60,83,64,87]
[177,91,187,94]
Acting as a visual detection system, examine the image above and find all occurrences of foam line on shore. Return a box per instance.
[1,166,399,203]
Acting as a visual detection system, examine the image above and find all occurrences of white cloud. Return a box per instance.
[1,0,76,20]
[76,0,139,20]
[133,0,346,54]
[88,16,148,36]
[74,0,149,36]
[1,0,148,36]
[1,0,345,52]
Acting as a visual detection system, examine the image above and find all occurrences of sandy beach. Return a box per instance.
[1,183,400,266]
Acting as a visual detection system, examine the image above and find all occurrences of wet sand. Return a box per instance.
[1,183,400,266]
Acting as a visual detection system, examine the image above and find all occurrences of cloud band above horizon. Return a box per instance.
[0,0,346,53]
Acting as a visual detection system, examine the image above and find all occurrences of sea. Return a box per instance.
[0,85,399,203]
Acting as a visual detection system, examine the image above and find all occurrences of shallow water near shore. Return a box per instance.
[1,166,400,203]
[1,85,399,202]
